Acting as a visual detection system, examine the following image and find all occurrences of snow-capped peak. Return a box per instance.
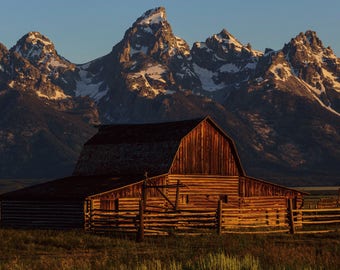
[214,29,244,52]
[12,31,55,59]
[10,31,75,78]
[136,7,166,26]
[209,29,262,57]
[26,31,53,47]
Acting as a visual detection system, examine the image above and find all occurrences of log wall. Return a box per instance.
[239,176,303,201]
[90,176,167,203]
[1,201,84,229]
[167,175,240,210]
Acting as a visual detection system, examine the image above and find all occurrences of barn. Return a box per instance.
[0,117,304,234]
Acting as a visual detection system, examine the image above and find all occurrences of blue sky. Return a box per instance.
[1,0,339,64]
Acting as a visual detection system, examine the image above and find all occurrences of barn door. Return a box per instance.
[143,179,184,211]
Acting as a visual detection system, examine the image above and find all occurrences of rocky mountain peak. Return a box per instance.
[201,29,262,61]
[213,29,244,51]
[9,31,78,96]
[135,7,167,27]
[11,32,55,62]
[283,30,336,62]
[299,30,325,52]
[10,31,75,75]
[281,30,340,113]
[118,6,190,62]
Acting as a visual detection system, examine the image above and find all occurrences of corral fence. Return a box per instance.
[290,208,340,234]
[85,198,340,240]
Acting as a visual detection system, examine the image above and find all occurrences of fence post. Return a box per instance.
[288,199,295,234]
[83,200,89,230]
[175,180,180,211]
[88,199,94,231]
[217,200,223,235]
[137,200,145,242]
[142,172,148,209]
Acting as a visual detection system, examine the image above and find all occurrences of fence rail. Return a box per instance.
[291,208,340,234]
[85,200,340,239]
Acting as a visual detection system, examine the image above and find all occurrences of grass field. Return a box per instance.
[0,228,339,270]
[0,183,339,269]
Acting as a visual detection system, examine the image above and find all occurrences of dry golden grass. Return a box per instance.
[0,228,339,269]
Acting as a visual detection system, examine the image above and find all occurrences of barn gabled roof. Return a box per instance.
[0,175,145,201]
[86,117,204,145]
[73,117,209,177]
[73,116,246,177]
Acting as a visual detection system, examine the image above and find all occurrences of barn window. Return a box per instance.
[220,194,228,203]
[100,199,118,210]
[181,194,190,204]
[115,199,119,211]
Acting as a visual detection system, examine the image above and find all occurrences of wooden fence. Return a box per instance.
[85,201,340,239]
[290,208,340,234]
[84,198,337,239]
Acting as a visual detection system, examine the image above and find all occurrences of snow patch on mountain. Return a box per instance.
[214,32,243,53]
[76,67,108,102]
[130,45,148,56]
[300,79,340,116]
[219,63,240,73]
[137,7,166,26]
[244,62,257,70]
[321,68,340,92]
[193,63,225,91]
[269,62,293,82]
[130,64,167,81]
[126,64,170,97]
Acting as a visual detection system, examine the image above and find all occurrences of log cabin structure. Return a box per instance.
[0,117,305,233]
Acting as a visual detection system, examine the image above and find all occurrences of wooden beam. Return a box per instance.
[137,200,144,242]
[288,199,295,234]
[175,180,180,211]
[217,200,223,235]
[145,184,186,189]
[155,187,177,210]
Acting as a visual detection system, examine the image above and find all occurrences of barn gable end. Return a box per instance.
[170,118,244,176]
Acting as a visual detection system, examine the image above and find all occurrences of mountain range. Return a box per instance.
[0,7,339,185]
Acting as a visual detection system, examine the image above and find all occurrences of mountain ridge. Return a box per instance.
[0,7,339,186]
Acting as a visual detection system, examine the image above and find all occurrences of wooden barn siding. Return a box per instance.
[167,175,240,210]
[239,176,301,198]
[1,201,84,229]
[170,121,240,176]
[239,196,288,209]
[221,197,289,231]
[89,176,168,212]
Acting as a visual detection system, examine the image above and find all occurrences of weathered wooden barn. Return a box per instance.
[0,117,304,233]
